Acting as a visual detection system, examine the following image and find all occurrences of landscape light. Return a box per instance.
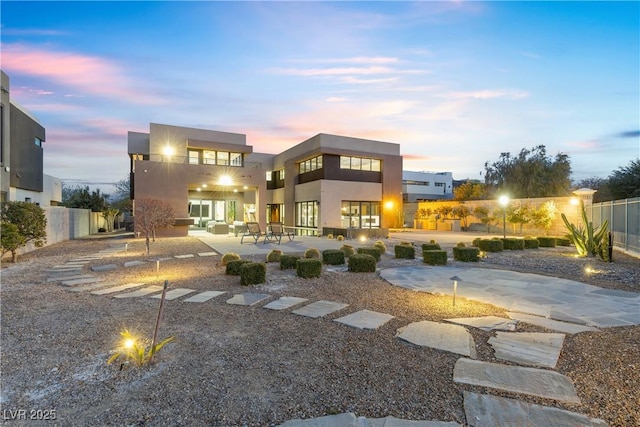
[498,195,509,238]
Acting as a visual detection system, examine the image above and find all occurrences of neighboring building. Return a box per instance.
[127,123,403,237]
[0,70,62,206]
[402,170,453,202]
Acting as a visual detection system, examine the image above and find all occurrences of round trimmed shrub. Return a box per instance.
[421,242,441,251]
[394,244,415,259]
[322,249,345,265]
[221,252,241,266]
[304,248,321,259]
[266,249,282,263]
[357,246,382,262]
[226,259,251,275]
[537,236,556,248]
[478,239,504,252]
[297,258,322,278]
[327,233,334,239]
[423,250,447,266]
[374,240,387,253]
[337,235,344,241]
[524,238,539,249]
[340,245,355,258]
[240,262,266,285]
[348,253,377,272]
[280,254,300,270]
[453,246,479,262]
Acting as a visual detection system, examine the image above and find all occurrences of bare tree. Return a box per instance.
[134,198,176,254]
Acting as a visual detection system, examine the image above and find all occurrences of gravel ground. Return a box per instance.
[1,234,638,426]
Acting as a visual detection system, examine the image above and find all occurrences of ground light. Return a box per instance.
[498,195,509,238]
[450,275,461,306]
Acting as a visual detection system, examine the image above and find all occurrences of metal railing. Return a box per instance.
[587,197,639,256]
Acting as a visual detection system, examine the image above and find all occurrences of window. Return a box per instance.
[188,150,200,165]
[266,171,273,181]
[341,201,381,228]
[217,151,229,165]
[230,152,243,166]
[296,201,318,228]
[299,155,323,174]
[403,180,430,186]
[435,182,445,187]
[35,137,42,147]
[193,149,243,166]
[340,156,381,171]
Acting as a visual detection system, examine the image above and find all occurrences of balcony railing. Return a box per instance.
[144,154,262,169]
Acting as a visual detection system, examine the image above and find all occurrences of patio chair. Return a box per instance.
[240,222,265,244]
[264,222,294,244]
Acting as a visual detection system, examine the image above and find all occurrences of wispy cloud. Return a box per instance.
[616,130,640,138]
[444,89,530,100]
[1,27,70,37]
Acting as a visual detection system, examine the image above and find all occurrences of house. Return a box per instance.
[402,170,453,202]
[127,123,403,237]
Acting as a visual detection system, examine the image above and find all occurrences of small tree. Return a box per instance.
[101,207,120,232]
[1,201,47,262]
[506,203,530,234]
[530,201,556,235]
[435,205,453,221]
[473,206,495,233]
[134,198,176,254]
[452,205,471,229]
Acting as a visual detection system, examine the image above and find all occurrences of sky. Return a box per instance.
[2,1,639,194]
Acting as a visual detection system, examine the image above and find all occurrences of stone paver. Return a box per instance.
[197,252,218,257]
[46,274,95,283]
[67,282,119,292]
[453,358,580,403]
[124,260,147,268]
[506,312,599,334]
[488,332,565,368]
[150,288,195,300]
[91,264,118,272]
[292,300,349,318]
[444,316,517,331]
[396,321,476,358]
[278,413,461,427]
[45,268,82,274]
[334,309,394,330]
[226,293,271,306]
[91,283,145,295]
[175,254,195,259]
[463,391,608,427]
[263,296,309,310]
[60,277,103,287]
[183,290,226,303]
[114,286,164,298]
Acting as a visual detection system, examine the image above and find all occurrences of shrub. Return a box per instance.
[296,258,322,278]
[348,253,377,272]
[456,242,466,248]
[337,235,344,241]
[478,239,504,252]
[524,238,539,249]
[340,245,355,258]
[502,238,525,250]
[555,237,571,247]
[357,246,382,262]
[421,243,441,251]
[304,248,321,259]
[266,249,282,263]
[430,239,437,244]
[472,238,482,247]
[240,262,266,285]
[399,241,412,246]
[221,252,241,266]
[280,255,300,270]
[226,259,251,275]
[107,329,174,368]
[322,249,345,265]
[537,236,556,248]
[327,233,334,239]
[98,227,107,233]
[394,244,415,259]
[423,250,447,265]
[453,246,479,262]
[374,240,387,253]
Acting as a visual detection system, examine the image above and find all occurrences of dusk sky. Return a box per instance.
[2,1,639,194]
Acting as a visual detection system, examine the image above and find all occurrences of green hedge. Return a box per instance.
[421,243,441,251]
[297,258,322,278]
[225,259,251,275]
[221,252,241,266]
[280,254,300,270]
[453,246,479,262]
[472,238,482,247]
[240,262,266,285]
[502,238,525,250]
[340,245,355,258]
[555,237,571,246]
[304,248,321,259]
[537,236,556,248]
[357,246,382,262]
[478,239,504,252]
[524,238,539,249]
[322,249,345,265]
[394,244,415,259]
[423,250,447,265]
[348,254,377,272]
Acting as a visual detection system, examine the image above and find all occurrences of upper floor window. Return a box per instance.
[193,149,244,166]
[35,137,42,147]
[299,155,323,174]
[266,171,273,181]
[404,180,430,186]
[434,182,446,187]
[340,156,381,171]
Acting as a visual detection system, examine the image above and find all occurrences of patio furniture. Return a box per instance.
[264,222,294,244]
[240,222,265,244]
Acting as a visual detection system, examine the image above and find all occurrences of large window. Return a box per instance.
[341,201,381,228]
[299,156,323,174]
[296,201,318,228]
[192,149,244,166]
[340,156,381,171]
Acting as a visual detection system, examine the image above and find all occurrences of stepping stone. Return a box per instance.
[150,288,195,300]
[334,309,394,330]
[46,268,82,274]
[365,418,461,427]
[463,391,608,427]
[114,286,164,298]
[60,277,103,287]
[292,300,349,319]
[453,358,580,403]
[263,296,309,310]
[506,312,599,334]
[67,282,119,292]
[198,252,218,257]
[279,413,360,427]
[91,283,145,295]
[396,320,477,358]
[174,254,194,259]
[60,263,88,268]
[124,261,147,268]
[51,264,83,270]
[183,291,226,303]
[488,332,565,368]
[445,316,517,331]
[46,274,95,283]
[226,293,271,306]
[91,264,118,272]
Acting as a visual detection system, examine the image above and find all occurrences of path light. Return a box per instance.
[450,275,462,307]
[156,260,160,276]
[498,195,509,238]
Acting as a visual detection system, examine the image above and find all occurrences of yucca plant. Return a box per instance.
[107,329,174,368]
[561,200,609,258]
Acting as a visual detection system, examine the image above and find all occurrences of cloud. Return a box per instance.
[616,130,640,138]
[1,43,167,105]
[292,56,400,65]
[445,89,529,100]
[326,97,347,103]
[1,27,70,37]
[272,65,398,76]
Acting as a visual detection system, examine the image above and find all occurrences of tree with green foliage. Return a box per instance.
[1,201,47,262]
[453,180,488,201]
[530,201,557,235]
[607,158,640,200]
[452,204,471,229]
[483,145,571,198]
[506,203,530,235]
[62,184,108,212]
[101,207,120,232]
[473,205,497,233]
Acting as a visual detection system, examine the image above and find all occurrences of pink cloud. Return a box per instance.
[1,43,166,105]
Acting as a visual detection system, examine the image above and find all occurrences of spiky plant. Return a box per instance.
[561,200,609,258]
[107,329,174,368]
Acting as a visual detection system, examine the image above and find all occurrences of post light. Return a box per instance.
[450,275,461,306]
[156,260,160,276]
[498,195,509,238]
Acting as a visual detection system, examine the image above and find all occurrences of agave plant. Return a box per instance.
[107,329,174,368]
[561,200,609,258]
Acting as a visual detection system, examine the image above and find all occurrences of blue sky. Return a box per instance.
[2,1,639,193]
